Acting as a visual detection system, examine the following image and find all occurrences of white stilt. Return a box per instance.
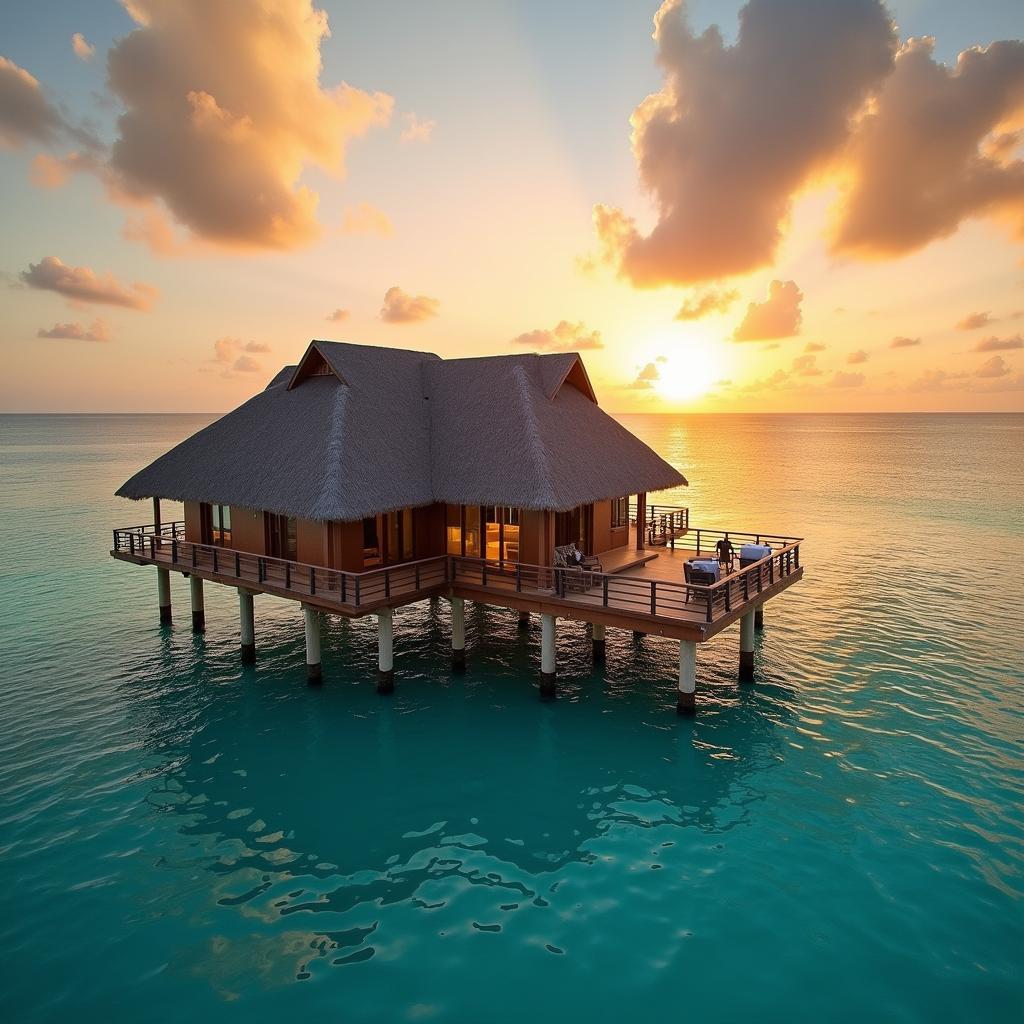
[157,567,171,624]
[677,639,696,715]
[189,575,205,632]
[739,609,755,682]
[450,597,466,672]
[303,605,322,684]
[592,622,606,662]
[540,613,556,698]
[238,589,255,664]
[377,608,394,693]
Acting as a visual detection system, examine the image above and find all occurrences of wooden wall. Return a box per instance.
[327,520,365,571]
[413,503,446,559]
[296,518,327,566]
[591,499,628,554]
[183,501,202,543]
[230,507,265,555]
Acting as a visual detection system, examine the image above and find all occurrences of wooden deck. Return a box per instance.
[112,520,803,643]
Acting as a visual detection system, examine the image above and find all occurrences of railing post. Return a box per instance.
[795,545,800,569]
[235,552,241,578]
[725,581,731,612]
[602,575,609,607]
[213,548,218,573]
[415,564,420,589]
[129,533,135,555]
[743,572,749,602]
[149,536,155,559]
[355,576,360,605]
[515,564,522,592]
[171,539,178,565]
[340,572,346,602]
[192,545,197,569]
[310,567,316,595]
[650,581,657,615]
[384,570,391,599]
[706,590,713,623]
[696,529,701,554]
[482,561,488,587]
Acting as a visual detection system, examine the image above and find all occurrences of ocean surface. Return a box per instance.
[0,412,1021,1023]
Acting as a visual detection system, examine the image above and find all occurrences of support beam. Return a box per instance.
[539,613,556,699]
[189,574,205,632]
[739,610,755,682]
[157,567,171,625]
[238,589,255,664]
[592,622,606,663]
[518,610,530,631]
[451,597,466,673]
[303,605,322,685]
[677,640,696,716]
[152,496,161,532]
[377,608,394,693]
[635,492,647,551]
[754,603,764,630]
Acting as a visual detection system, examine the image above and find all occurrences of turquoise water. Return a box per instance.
[1,412,1022,1022]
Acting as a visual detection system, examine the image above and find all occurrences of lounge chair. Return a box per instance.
[684,561,717,603]
[553,543,601,594]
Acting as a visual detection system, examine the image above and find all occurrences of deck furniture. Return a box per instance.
[553,543,600,593]
[715,537,735,571]
[739,543,771,568]
[684,561,718,603]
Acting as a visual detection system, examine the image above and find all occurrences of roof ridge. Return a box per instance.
[512,363,559,508]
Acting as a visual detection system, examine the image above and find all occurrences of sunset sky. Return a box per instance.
[1,0,1023,413]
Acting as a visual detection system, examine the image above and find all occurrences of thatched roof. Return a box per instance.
[117,340,687,520]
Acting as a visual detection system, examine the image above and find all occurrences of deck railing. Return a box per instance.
[451,527,802,624]
[112,525,448,609]
[628,502,689,547]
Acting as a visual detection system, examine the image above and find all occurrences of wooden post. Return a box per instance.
[518,610,530,631]
[238,589,255,664]
[677,639,696,716]
[451,597,466,673]
[739,610,755,682]
[539,613,556,699]
[157,567,171,625]
[152,496,161,532]
[189,575,205,632]
[377,608,394,693]
[754,602,764,630]
[303,605,322,685]
[635,492,647,551]
[592,622,606,663]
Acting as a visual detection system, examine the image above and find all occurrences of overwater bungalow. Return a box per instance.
[112,340,804,714]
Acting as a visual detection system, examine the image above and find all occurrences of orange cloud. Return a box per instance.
[0,56,66,147]
[380,286,439,323]
[833,37,1024,258]
[593,0,896,285]
[675,288,739,321]
[212,337,268,375]
[326,308,350,323]
[976,355,1011,378]
[37,318,109,342]
[973,334,1022,352]
[804,341,825,352]
[956,311,994,330]
[511,320,603,352]
[733,280,803,341]
[791,354,821,376]
[104,0,393,250]
[341,202,394,237]
[628,362,661,390]
[829,371,865,388]
[20,256,157,310]
[847,349,868,364]
[71,33,95,61]
[890,335,921,348]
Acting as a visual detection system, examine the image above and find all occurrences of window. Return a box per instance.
[446,505,462,556]
[611,496,629,529]
[464,506,480,558]
[210,504,231,546]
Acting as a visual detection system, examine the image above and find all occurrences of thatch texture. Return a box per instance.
[117,340,687,520]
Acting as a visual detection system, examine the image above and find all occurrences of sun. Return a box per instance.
[653,334,729,403]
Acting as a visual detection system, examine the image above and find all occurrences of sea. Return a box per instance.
[0,412,1021,1022]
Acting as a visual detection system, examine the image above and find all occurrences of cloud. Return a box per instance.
[212,336,268,375]
[628,362,661,389]
[511,320,603,352]
[36,318,109,341]
[890,335,921,348]
[956,311,994,331]
[973,334,1022,352]
[791,353,821,376]
[592,0,896,285]
[804,341,825,352]
[828,370,865,388]
[832,37,1024,258]
[976,355,1011,378]
[341,202,393,237]
[400,112,435,143]
[733,280,803,341]
[20,256,157,310]
[0,56,67,147]
[740,369,792,393]
[71,33,95,61]
[675,288,739,321]
[380,286,439,323]
[326,308,350,323]
[847,349,868,364]
[102,0,393,250]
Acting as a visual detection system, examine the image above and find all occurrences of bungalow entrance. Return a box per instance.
[362,509,414,568]
[554,505,592,553]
